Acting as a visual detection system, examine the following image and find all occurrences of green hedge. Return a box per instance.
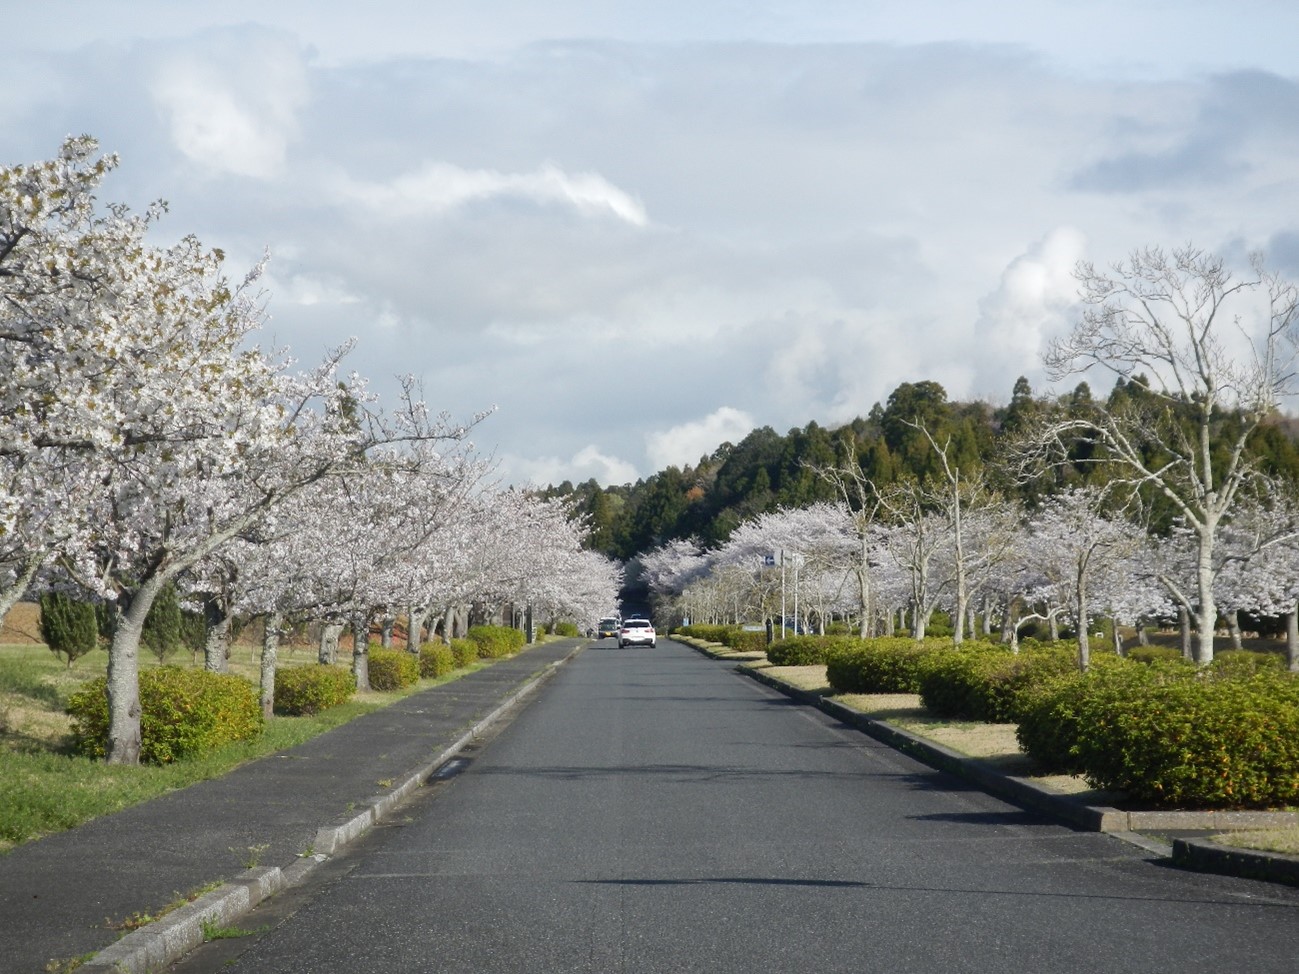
[767,635,858,667]
[677,624,737,645]
[368,649,421,691]
[825,637,947,693]
[1016,660,1299,806]
[552,621,581,638]
[419,643,456,678]
[466,625,526,659]
[450,638,479,669]
[273,665,356,716]
[919,643,1078,723]
[67,667,263,764]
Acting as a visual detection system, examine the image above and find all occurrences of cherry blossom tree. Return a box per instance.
[1,139,485,761]
[1022,487,1143,669]
[1037,245,1299,665]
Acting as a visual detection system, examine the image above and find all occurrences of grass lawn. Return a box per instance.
[0,611,494,852]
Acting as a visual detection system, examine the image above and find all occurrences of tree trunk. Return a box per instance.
[1075,584,1091,672]
[1225,609,1243,651]
[1111,616,1124,657]
[406,604,429,653]
[1048,612,1059,642]
[260,611,282,720]
[1136,618,1149,646]
[380,611,394,649]
[203,597,231,673]
[0,551,44,630]
[351,611,370,691]
[1287,605,1298,673]
[1179,605,1193,660]
[106,574,170,764]
[319,621,342,664]
[1195,532,1217,666]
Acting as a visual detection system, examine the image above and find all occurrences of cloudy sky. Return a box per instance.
[7,1,1299,486]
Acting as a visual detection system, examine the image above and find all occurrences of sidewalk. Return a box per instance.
[0,639,585,974]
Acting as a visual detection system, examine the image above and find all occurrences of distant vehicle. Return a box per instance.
[618,618,656,648]
[597,617,621,638]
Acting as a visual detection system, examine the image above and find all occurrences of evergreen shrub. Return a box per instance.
[677,624,736,645]
[38,592,100,667]
[419,643,456,678]
[552,622,581,638]
[141,583,185,663]
[767,635,857,667]
[826,637,937,693]
[450,638,479,668]
[467,625,526,659]
[67,667,262,763]
[1066,667,1299,806]
[368,649,421,691]
[272,665,356,716]
[723,629,768,653]
[917,642,1045,721]
[1126,645,1184,665]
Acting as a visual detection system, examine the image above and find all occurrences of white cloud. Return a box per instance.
[971,227,1088,388]
[504,445,641,488]
[330,161,648,226]
[148,29,308,178]
[646,407,756,471]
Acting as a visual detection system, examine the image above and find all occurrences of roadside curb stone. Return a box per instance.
[721,648,1299,885]
[4,640,584,974]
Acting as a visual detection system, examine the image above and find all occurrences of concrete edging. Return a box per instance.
[78,645,584,974]
[736,662,1299,835]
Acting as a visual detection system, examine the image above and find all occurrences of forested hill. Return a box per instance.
[543,377,1299,562]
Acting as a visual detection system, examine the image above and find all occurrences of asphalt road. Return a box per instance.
[172,639,1299,973]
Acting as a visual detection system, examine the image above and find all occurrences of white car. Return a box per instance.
[618,618,656,648]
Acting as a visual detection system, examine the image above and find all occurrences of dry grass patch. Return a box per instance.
[763,665,830,692]
[1214,828,1299,856]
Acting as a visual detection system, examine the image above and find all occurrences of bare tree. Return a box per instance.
[1033,245,1299,665]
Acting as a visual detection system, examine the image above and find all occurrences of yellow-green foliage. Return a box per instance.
[677,624,736,644]
[825,636,952,693]
[450,638,479,668]
[67,668,263,764]
[551,621,581,638]
[919,643,1077,722]
[273,665,356,716]
[466,625,525,659]
[1016,657,1299,807]
[767,635,859,667]
[367,649,420,691]
[419,643,456,678]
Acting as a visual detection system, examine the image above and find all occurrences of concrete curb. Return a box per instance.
[78,645,584,974]
[735,662,1299,838]
[1172,837,1299,888]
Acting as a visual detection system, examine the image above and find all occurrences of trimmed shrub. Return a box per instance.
[467,625,526,659]
[38,592,100,667]
[1016,657,1196,776]
[368,648,421,691]
[1070,668,1299,806]
[1127,645,1184,665]
[273,665,356,716]
[826,637,942,694]
[67,667,263,763]
[723,629,768,653]
[552,622,581,638]
[419,642,456,678]
[450,638,479,669]
[677,624,737,645]
[767,635,857,667]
